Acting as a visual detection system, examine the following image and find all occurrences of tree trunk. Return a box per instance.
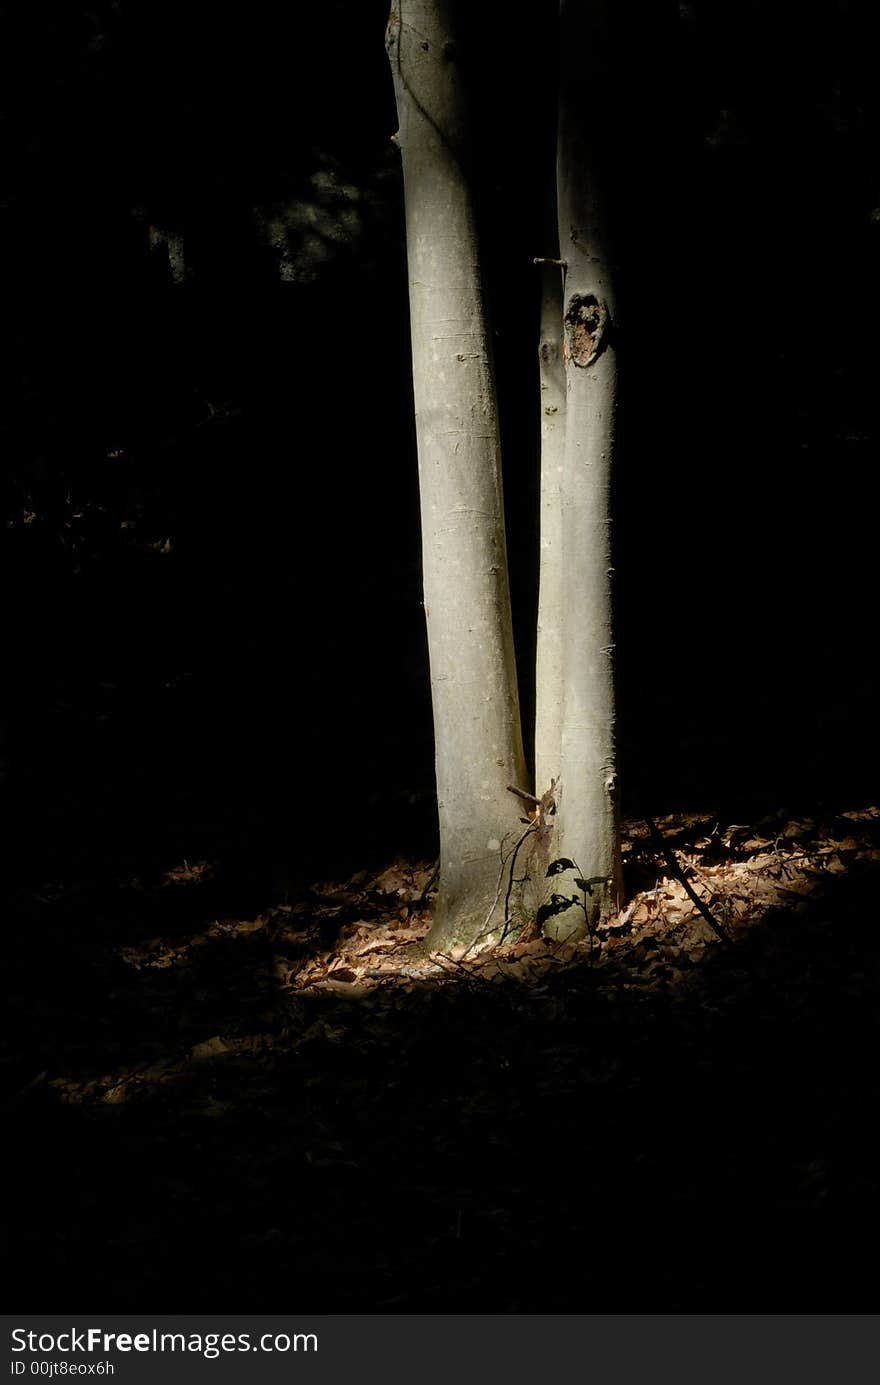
[534,261,566,798]
[386,0,526,954]
[545,0,621,940]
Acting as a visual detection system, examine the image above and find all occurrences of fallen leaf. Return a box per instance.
[190,1035,230,1061]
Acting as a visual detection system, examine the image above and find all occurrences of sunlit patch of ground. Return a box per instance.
[7,804,880,1309]
[159,859,216,886]
[38,805,879,1110]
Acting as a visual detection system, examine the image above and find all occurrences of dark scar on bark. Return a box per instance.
[564,294,610,367]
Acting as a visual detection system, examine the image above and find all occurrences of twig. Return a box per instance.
[471,842,513,950]
[452,782,560,958]
[506,783,541,807]
[433,952,494,990]
[463,821,537,957]
[645,817,733,946]
[500,821,538,943]
[415,859,440,907]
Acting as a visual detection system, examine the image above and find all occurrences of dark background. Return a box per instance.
[2,0,878,1310]
[2,0,876,895]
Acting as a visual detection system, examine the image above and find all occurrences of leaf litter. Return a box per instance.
[5,806,880,1308]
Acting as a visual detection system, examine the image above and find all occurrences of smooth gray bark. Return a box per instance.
[545,0,621,939]
[386,0,526,954]
[534,260,566,800]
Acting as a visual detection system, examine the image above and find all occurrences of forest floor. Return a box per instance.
[5,806,880,1310]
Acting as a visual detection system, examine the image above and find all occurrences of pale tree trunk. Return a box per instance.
[526,260,567,928]
[534,28,566,802]
[534,261,566,799]
[544,0,621,940]
[386,0,526,954]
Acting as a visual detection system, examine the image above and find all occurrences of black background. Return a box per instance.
[2,0,878,1311]
[2,1,877,893]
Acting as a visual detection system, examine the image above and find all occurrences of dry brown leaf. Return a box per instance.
[310,977,376,996]
[190,1035,230,1061]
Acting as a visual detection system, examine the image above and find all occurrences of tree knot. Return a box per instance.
[564,294,610,367]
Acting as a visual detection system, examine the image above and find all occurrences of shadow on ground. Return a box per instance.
[5,812,879,1311]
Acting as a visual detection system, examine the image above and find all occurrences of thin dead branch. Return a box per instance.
[646,817,733,946]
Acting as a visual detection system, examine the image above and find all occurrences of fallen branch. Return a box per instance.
[645,817,733,946]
